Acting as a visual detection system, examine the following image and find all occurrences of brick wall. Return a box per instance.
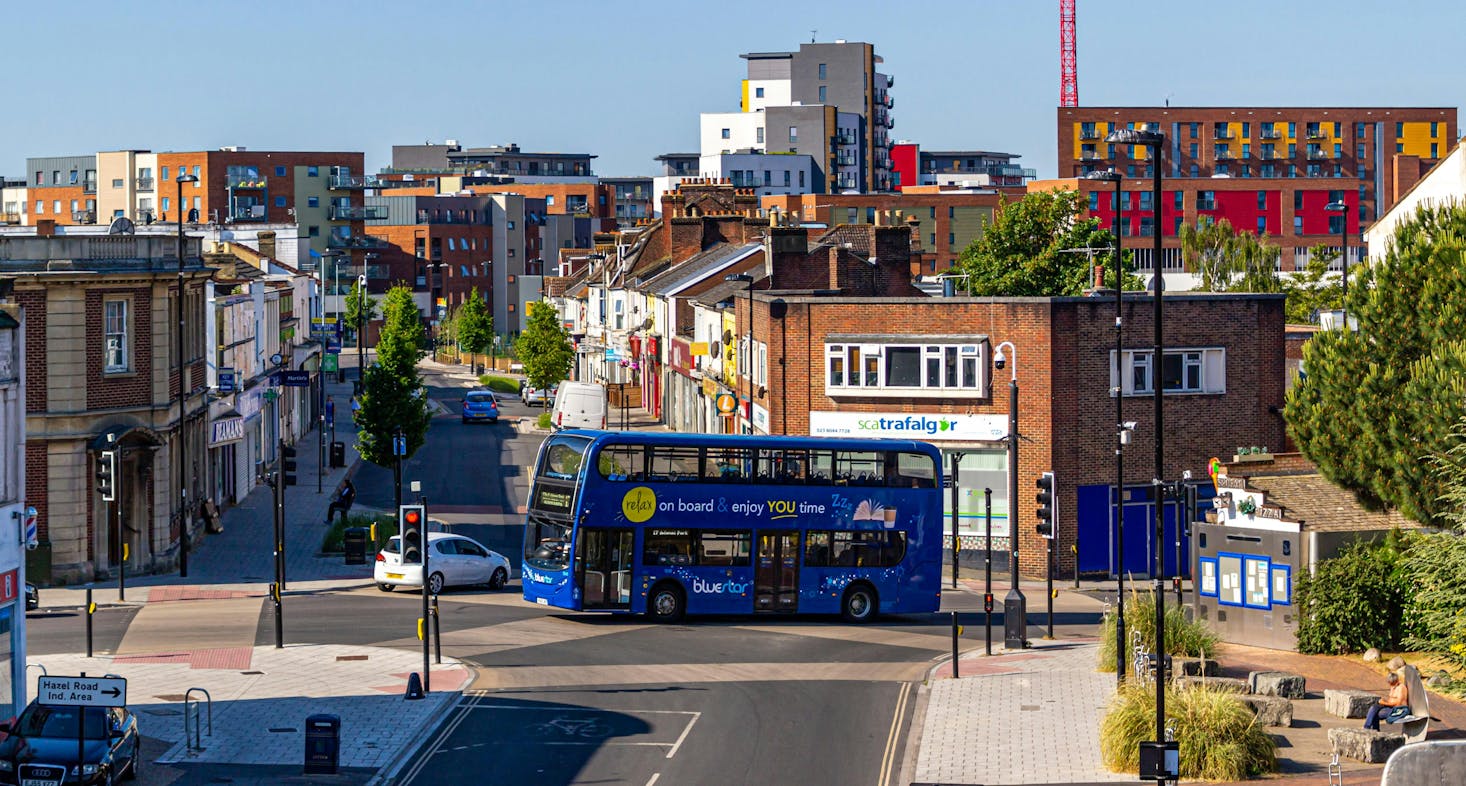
[24,443,47,540]
[85,287,153,410]
[16,291,45,412]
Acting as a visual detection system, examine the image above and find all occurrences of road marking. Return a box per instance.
[646,774,661,786]
[400,693,480,783]
[667,711,699,759]
[877,682,910,786]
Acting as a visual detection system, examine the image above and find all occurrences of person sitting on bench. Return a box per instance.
[1364,670,1409,731]
[326,479,355,524]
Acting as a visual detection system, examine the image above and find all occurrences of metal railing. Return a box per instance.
[329,205,388,221]
[82,182,97,194]
[135,177,155,192]
[327,234,389,250]
[1079,129,1102,140]
[1306,149,1332,160]
[71,210,96,224]
[329,174,388,190]
[1214,150,1235,160]
[1258,130,1283,140]
[1213,129,1234,140]
[226,175,268,189]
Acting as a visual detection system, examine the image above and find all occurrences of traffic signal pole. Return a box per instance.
[1036,471,1057,640]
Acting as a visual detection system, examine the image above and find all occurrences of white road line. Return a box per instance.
[878,683,911,786]
[411,693,481,782]
[666,711,700,759]
[646,774,661,786]
[471,704,698,716]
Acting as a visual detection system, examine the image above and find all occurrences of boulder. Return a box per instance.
[1239,695,1293,727]
[1427,671,1453,689]
[1324,689,1378,719]
[1328,727,1405,763]
[1175,657,1221,677]
[1363,648,1381,663]
[1249,670,1307,699]
[1175,676,1247,693]
[1387,656,1407,671]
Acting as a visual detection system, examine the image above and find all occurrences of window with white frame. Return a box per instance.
[104,299,129,372]
[1111,348,1225,395]
[825,342,986,396]
[739,336,768,386]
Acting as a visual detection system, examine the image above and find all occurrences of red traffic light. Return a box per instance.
[404,510,421,526]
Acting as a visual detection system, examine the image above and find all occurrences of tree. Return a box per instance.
[1179,219,1282,294]
[1279,247,1343,324]
[951,189,1139,295]
[515,301,573,408]
[456,287,494,370]
[1284,202,1466,524]
[344,285,379,344]
[354,285,432,465]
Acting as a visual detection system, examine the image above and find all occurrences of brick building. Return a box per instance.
[0,293,29,716]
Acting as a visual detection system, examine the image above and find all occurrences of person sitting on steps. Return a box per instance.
[326,478,355,525]
[1364,670,1410,731]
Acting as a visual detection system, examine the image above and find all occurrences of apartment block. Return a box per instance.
[390,141,595,181]
[891,143,1036,191]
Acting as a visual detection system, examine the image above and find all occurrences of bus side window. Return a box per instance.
[891,452,938,488]
[805,531,832,566]
[643,529,693,566]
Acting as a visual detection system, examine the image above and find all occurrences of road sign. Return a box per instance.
[393,434,407,457]
[280,370,311,387]
[37,675,127,708]
[218,368,238,394]
[326,337,342,354]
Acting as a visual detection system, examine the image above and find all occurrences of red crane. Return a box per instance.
[1060,0,1078,107]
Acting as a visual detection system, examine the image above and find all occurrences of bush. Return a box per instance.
[1097,589,1217,672]
[321,513,396,553]
[537,412,553,430]
[1294,531,1414,654]
[479,374,520,394]
[1403,531,1466,668]
[1101,684,1276,780]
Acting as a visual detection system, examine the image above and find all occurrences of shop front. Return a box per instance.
[0,505,25,720]
[666,338,701,434]
[208,401,246,507]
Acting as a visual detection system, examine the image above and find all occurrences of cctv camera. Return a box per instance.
[993,350,1006,370]
[1123,421,1137,431]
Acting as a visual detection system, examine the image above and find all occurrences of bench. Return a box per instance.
[1239,695,1293,727]
[1249,670,1306,699]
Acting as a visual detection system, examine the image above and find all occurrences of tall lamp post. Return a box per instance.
[175,172,199,578]
[993,341,1026,650]
[426,260,448,353]
[1107,125,1168,762]
[1086,168,1128,682]
[725,272,756,434]
[1324,200,1350,328]
[356,274,367,393]
[318,250,344,494]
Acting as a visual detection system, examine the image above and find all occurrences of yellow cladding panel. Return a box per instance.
[741,80,749,112]
[1398,122,1437,157]
[1074,121,1111,160]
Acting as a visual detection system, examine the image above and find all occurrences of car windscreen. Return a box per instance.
[466,393,494,404]
[383,536,400,554]
[16,706,112,740]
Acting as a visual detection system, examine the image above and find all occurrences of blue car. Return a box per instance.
[461,390,499,424]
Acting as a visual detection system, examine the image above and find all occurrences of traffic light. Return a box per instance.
[96,450,117,502]
[1035,471,1057,539]
[400,504,425,565]
[281,445,298,487]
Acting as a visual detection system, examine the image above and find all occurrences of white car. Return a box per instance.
[375,532,513,594]
[522,383,558,407]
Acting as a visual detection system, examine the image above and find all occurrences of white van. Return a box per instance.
[551,381,609,431]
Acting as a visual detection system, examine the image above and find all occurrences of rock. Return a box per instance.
[1174,676,1248,693]
[1324,689,1378,718]
[1427,670,1453,688]
[1249,670,1307,699]
[1175,657,1221,677]
[1387,656,1407,671]
[1328,727,1405,763]
[1363,648,1381,663]
[1239,695,1294,727]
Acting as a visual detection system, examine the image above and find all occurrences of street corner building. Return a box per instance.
[0,292,29,718]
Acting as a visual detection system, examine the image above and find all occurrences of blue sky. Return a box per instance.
[6,0,1462,179]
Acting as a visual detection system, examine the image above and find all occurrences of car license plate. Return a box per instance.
[386,572,404,580]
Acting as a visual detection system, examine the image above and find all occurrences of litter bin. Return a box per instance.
[304,713,340,774]
[343,528,368,566]
[330,441,346,468]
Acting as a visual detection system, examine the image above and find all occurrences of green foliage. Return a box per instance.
[952,190,1141,296]
[1294,533,1415,654]
[1285,202,1466,524]
[456,288,494,357]
[1403,437,1466,666]
[322,513,396,553]
[479,375,520,394]
[1097,589,1217,672]
[354,285,433,467]
[1101,684,1276,780]
[515,301,574,403]
[1281,247,1344,324]
[343,285,379,340]
[1180,219,1283,294]
[537,412,553,430]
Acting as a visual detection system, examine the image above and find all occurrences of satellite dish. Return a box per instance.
[107,217,136,235]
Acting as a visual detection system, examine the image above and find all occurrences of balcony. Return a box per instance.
[135,177,155,192]
[1079,129,1102,140]
[1215,149,1235,160]
[329,204,388,221]
[0,213,19,225]
[72,210,96,224]
[226,174,268,189]
[327,234,389,250]
[1214,129,1234,140]
[1305,130,1330,140]
[329,174,387,190]
[1257,151,1278,160]
[1080,151,1107,161]
[1259,130,1283,140]
[230,205,268,222]
[82,181,97,194]
[134,209,155,224]
[1307,149,1332,160]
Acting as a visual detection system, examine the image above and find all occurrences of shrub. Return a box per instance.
[1097,589,1218,673]
[479,374,520,394]
[1403,531,1466,668]
[322,513,396,553]
[1294,531,1414,654]
[537,412,553,430]
[1101,684,1276,780]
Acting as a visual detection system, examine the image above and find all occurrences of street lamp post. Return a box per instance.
[1086,168,1128,682]
[1107,125,1168,759]
[175,173,199,578]
[725,273,756,434]
[318,250,344,495]
[1325,200,1350,328]
[356,274,367,394]
[993,341,1025,650]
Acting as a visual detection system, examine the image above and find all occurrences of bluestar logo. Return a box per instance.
[856,416,956,435]
[691,577,750,595]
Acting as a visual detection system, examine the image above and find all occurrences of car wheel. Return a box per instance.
[841,583,878,623]
[377,583,395,592]
[648,582,685,623]
[489,567,508,590]
[428,572,445,595]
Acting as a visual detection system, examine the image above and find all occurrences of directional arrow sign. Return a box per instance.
[37,675,128,708]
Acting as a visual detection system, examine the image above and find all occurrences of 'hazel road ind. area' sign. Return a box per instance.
[36,675,127,708]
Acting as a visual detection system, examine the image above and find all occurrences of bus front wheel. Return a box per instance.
[648,582,686,623]
[841,583,878,623]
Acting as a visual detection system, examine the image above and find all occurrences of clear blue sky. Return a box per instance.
[6,0,1462,180]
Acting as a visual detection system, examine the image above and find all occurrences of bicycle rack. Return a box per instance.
[1327,753,1342,785]
[25,663,47,679]
[184,688,213,751]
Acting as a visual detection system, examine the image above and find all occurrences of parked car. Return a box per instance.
[551,381,608,430]
[522,383,558,407]
[24,583,37,611]
[375,532,513,594]
[0,701,140,784]
[460,390,500,424]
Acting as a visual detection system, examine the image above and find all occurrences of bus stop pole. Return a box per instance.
[984,488,993,656]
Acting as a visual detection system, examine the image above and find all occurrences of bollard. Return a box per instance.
[271,582,283,649]
[983,592,994,657]
[431,595,442,665]
[85,588,94,659]
[404,672,424,701]
[951,611,960,679]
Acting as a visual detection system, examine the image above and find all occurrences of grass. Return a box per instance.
[1097,588,1218,673]
[321,512,397,553]
[537,412,553,430]
[1100,683,1276,781]
[479,374,520,394]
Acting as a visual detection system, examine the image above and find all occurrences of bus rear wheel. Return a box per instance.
[841,583,878,623]
[648,582,685,623]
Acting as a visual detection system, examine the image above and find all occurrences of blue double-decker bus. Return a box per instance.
[521,430,944,622]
